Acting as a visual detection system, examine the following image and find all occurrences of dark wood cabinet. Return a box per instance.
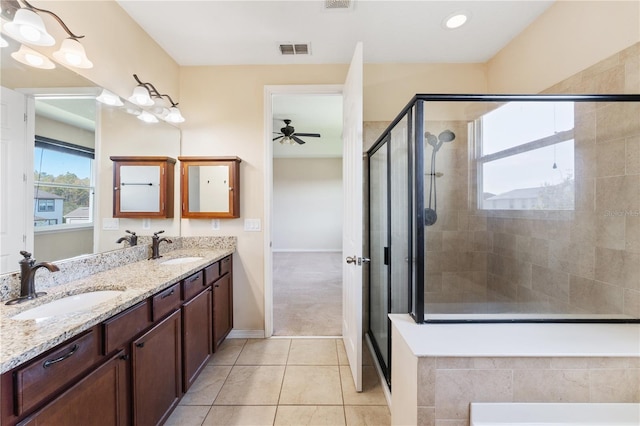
[111,156,176,218]
[213,271,233,351]
[182,286,213,391]
[17,351,128,426]
[1,255,233,426]
[132,309,182,426]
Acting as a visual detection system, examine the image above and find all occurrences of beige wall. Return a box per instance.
[35,115,94,148]
[488,0,640,93]
[273,158,342,252]
[35,227,93,262]
[31,0,179,100]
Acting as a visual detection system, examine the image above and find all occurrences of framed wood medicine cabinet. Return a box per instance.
[111,156,176,218]
[178,157,241,219]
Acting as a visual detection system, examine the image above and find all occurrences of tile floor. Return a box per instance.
[165,338,391,425]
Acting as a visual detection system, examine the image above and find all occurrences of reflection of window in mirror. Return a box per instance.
[179,157,241,218]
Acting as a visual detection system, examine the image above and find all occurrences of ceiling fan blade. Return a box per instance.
[292,135,306,145]
[294,133,321,137]
[273,135,284,141]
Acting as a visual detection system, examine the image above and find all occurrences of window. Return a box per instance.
[37,199,55,212]
[477,101,575,211]
[34,136,94,228]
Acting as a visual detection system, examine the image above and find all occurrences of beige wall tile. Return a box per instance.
[427,231,443,252]
[596,63,626,93]
[513,369,590,402]
[548,240,595,280]
[471,357,550,370]
[417,406,435,426]
[531,264,570,302]
[596,214,626,250]
[596,103,640,143]
[435,369,513,420]
[624,56,640,93]
[596,175,640,214]
[626,136,640,175]
[434,421,468,426]
[626,216,640,253]
[590,369,640,402]
[569,275,624,314]
[624,289,640,317]
[597,139,627,177]
[595,247,640,290]
[435,357,474,370]
[418,358,436,406]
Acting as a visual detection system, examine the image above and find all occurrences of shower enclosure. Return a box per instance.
[366,94,640,386]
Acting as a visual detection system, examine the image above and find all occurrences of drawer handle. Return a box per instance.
[43,344,79,368]
[136,342,145,348]
[161,289,175,299]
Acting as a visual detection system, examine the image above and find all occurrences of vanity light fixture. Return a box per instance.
[137,110,159,123]
[96,89,123,107]
[11,44,54,69]
[3,0,93,68]
[129,74,185,123]
[443,11,469,29]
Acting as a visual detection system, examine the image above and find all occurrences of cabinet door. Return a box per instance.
[182,287,212,391]
[213,274,233,351]
[132,310,182,426]
[18,351,128,426]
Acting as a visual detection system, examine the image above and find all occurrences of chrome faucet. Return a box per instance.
[151,230,172,259]
[5,251,59,305]
[116,230,138,246]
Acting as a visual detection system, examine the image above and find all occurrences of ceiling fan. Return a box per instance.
[273,119,321,145]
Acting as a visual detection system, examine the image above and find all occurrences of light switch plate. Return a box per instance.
[142,219,151,229]
[211,219,220,230]
[102,218,119,230]
[244,218,261,232]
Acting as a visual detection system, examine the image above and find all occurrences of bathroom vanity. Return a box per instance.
[0,249,233,426]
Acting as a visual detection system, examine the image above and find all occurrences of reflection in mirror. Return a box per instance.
[188,165,230,212]
[179,157,241,219]
[0,35,181,274]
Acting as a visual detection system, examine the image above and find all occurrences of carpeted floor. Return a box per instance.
[273,252,342,336]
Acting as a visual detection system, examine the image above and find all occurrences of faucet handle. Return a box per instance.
[19,251,32,259]
[153,230,165,237]
[126,230,137,236]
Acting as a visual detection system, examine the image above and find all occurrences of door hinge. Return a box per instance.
[23,235,26,243]
[24,113,27,122]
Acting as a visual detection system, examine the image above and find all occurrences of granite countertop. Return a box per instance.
[0,247,233,374]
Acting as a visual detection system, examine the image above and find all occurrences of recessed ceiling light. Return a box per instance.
[444,12,469,29]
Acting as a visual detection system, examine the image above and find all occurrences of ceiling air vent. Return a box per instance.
[279,43,311,55]
[325,0,351,9]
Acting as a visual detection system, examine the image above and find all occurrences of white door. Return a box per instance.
[0,87,30,273]
[342,42,364,392]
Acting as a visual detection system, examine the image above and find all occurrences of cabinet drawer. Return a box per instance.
[204,262,220,285]
[182,270,205,301]
[15,329,102,416]
[103,299,151,354]
[152,283,181,321]
[220,256,231,276]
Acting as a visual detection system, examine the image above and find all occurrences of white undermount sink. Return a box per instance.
[160,257,204,265]
[11,290,124,321]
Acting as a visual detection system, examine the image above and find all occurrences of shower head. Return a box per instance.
[425,132,438,148]
[438,130,455,143]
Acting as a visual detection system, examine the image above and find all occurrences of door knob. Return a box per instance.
[346,256,357,264]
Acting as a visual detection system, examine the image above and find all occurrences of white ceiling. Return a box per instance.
[114,1,554,159]
[116,0,554,66]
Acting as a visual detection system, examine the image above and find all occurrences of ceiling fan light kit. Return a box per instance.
[273,119,321,145]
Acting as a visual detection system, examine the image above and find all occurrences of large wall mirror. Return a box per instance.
[0,36,181,274]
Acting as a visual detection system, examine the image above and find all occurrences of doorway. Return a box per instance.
[264,86,344,337]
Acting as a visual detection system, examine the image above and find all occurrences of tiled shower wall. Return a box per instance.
[487,43,640,316]
[363,42,640,317]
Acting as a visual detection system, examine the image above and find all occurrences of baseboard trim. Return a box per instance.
[227,329,265,339]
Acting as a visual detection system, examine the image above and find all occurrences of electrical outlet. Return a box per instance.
[102,218,120,230]
[142,219,151,229]
[211,219,220,230]
[244,218,261,232]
